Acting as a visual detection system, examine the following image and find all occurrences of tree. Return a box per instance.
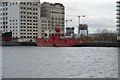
[95,29,117,42]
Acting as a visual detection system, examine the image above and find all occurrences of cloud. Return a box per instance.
[41,0,117,33]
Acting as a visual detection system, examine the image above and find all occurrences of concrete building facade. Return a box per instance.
[41,2,65,39]
[116,1,120,41]
[0,0,41,42]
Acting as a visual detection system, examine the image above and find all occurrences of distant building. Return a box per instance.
[41,2,65,39]
[116,1,120,41]
[78,24,88,37]
[73,34,80,39]
[0,0,41,42]
[65,27,74,37]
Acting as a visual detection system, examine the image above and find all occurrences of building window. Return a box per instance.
[3,3,5,6]
[6,3,8,6]
[3,22,5,25]
[3,8,5,11]
[33,3,35,6]
[3,17,5,20]
[33,8,35,10]
[21,2,23,5]
[52,17,54,20]
[23,2,26,5]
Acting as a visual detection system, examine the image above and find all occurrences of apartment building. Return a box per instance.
[41,2,65,39]
[0,0,41,42]
[116,1,120,41]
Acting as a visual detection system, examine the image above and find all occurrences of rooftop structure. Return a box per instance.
[78,24,88,37]
[65,27,74,37]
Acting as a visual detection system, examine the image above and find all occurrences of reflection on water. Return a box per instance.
[2,47,118,78]
[118,48,120,79]
[0,46,2,79]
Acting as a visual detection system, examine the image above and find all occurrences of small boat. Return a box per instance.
[34,27,83,47]
[1,32,21,46]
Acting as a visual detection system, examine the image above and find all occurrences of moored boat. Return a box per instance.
[34,27,83,47]
[1,32,21,46]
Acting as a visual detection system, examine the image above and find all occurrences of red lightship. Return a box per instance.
[34,27,83,47]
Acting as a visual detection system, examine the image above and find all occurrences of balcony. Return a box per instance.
[117,4,120,7]
[116,15,120,19]
[116,24,120,27]
[117,27,120,30]
[116,20,120,23]
[116,8,120,11]
[118,32,120,35]
[116,12,120,15]
[117,1,120,3]
[116,23,120,26]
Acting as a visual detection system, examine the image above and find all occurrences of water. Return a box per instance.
[2,47,118,78]
[0,46,2,79]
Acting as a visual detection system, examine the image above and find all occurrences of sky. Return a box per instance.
[41,0,117,33]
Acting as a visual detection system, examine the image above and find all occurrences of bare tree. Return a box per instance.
[95,29,117,42]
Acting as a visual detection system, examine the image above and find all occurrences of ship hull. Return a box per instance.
[34,27,83,47]
[1,41,21,46]
[34,38,83,47]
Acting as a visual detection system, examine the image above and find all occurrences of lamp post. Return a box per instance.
[78,15,85,25]
[65,19,72,33]
[78,15,85,34]
[65,20,72,28]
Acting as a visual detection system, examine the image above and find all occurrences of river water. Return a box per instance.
[1,47,118,78]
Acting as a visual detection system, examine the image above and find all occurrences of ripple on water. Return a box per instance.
[2,47,118,78]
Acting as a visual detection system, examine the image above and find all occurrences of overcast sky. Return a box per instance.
[41,0,117,33]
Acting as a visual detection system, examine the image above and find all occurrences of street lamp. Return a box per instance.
[65,20,72,34]
[78,15,85,34]
[65,20,72,28]
[78,15,85,25]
